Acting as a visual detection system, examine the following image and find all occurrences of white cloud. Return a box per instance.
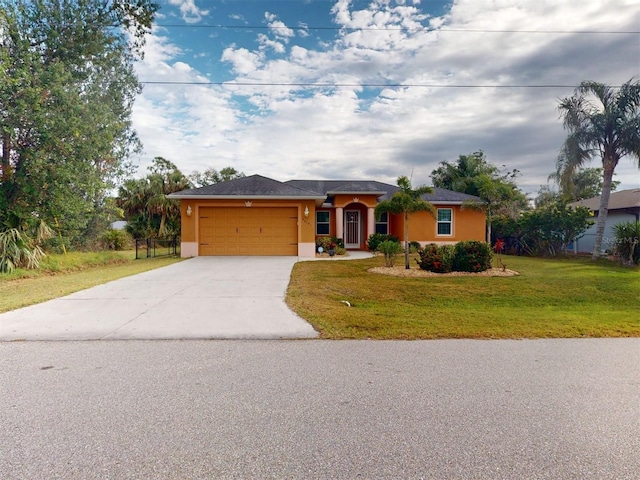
[221,47,263,75]
[133,31,243,174]
[258,34,286,54]
[167,0,209,24]
[265,12,296,40]
[131,0,640,193]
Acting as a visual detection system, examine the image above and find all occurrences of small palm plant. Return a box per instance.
[0,221,53,273]
[613,221,640,265]
[375,176,435,269]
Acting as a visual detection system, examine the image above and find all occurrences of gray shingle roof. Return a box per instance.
[422,188,483,204]
[571,188,640,211]
[286,180,481,203]
[286,180,391,196]
[168,175,483,203]
[167,174,324,199]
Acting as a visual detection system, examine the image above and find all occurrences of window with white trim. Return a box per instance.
[316,211,330,235]
[375,212,388,234]
[437,208,453,236]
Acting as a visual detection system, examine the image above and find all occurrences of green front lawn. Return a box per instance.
[286,255,640,339]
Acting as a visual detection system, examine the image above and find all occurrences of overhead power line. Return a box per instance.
[154,24,639,34]
[140,81,620,88]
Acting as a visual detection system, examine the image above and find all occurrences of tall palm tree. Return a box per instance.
[148,169,191,237]
[375,176,435,269]
[557,78,640,259]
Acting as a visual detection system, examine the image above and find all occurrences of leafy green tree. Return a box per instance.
[556,78,640,259]
[432,151,528,242]
[0,0,157,248]
[189,167,245,187]
[519,202,593,256]
[465,173,526,243]
[375,176,434,269]
[547,167,619,202]
[534,185,561,208]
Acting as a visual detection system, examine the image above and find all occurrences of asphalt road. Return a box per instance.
[2,339,639,479]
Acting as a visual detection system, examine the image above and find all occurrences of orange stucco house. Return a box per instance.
[167,174,486,258]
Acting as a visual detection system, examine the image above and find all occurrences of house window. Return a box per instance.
[375,212,388,234]
[437,208,453,236]
[316,211,330,235]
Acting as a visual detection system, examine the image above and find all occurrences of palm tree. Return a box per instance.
[375,176,435,269]
[147,168,190,237]
[432,151,527,242]
[431,151,500,195]
[557,78,640,259]
[118,158,191,238]
[117,178,152,237]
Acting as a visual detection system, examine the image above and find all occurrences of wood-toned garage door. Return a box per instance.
[199,207,298,256]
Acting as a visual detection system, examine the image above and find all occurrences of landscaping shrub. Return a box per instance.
[415,243,454,273]
[453,240,492,272]
[367,233,399,251]
[100,229,132,251]
[378,239,403,267]
[613,221,640,265]
[316,236,344,253]
[408,241,421,253]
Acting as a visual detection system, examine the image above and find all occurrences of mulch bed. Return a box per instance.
[369,266,519,277]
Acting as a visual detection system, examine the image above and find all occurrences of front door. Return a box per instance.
[344,210,361,248]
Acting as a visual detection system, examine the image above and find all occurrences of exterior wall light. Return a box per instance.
[186,205,192,217]
[304,205,310,217]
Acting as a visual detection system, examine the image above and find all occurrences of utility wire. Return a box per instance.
[154,24,638,34]
[140,81,620,88]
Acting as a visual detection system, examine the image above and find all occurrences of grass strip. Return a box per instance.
[0,251,182,313]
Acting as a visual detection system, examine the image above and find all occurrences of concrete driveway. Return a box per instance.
[0,257,320,341]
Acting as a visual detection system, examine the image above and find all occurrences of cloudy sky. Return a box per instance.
[132,0,640,195]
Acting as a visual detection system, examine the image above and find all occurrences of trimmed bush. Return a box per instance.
[99,229,132,251]
[408,241,421,253]
[453,240,492,272]
[416,241,492,273]
[378,239,403,267]
[367,233,399,252]
[415,243,454,273]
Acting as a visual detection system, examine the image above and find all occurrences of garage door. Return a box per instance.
[199,207,298,256]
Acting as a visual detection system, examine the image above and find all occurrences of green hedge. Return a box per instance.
[416,241,492,273]
[367,233,400,251]
[453,240,492,272]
